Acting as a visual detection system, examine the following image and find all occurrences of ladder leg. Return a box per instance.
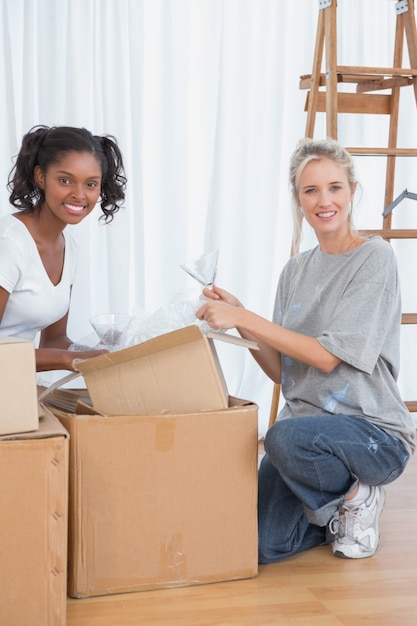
[324,1,338,139]
[403,0,417,106]
[384,7,405,224]
[268,384,281,430]
[305,9,325,137]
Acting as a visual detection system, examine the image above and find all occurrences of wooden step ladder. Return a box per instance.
[269,0,417,428]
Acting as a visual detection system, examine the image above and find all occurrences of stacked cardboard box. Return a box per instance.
[0,336,39,435]
[0,407,69,626]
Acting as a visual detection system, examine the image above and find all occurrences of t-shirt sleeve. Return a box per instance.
[0,236,25,293]
[272,257,298,326]
[317,245,400,375]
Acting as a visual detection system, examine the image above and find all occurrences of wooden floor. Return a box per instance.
[67,448,417,626]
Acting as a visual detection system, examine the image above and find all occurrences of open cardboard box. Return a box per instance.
[40,324,258,417]
[40,325,259,597]
[0,336,39,435]
[47,396,258,598]
[0,407,69,625]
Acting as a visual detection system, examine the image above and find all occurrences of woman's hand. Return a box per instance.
[201,284,243,307]
[35,347,108,372]
[69,348,109,369]
[198,283,284,383]
[196,284,244,331]
[37,313,109,371]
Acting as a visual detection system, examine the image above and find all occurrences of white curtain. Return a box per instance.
[1,0,416,434]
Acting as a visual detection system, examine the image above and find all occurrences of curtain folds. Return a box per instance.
[1,0,415,433]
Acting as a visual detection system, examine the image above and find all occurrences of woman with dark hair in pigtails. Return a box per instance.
[0,125,127,372]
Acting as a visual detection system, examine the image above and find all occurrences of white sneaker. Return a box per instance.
[329,485,385,559]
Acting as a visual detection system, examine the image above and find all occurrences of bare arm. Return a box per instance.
[0,286,10,324]
[0,287,105,372]
[38,313,107,372]
[196,285,341,383]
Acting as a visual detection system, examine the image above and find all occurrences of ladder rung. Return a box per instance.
[305,92,392,115]
[337,65,417,78]
[347,147,417,156]
[300,69,417,90]
[405,401,417,412]
[359,229,417,239]
[300,74,342,89]
[356,77,413,93]
[402,314,417,324]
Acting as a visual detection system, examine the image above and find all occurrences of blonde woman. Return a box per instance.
[196,138,414,562]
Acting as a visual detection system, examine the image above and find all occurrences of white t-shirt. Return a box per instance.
[0,214,78,341]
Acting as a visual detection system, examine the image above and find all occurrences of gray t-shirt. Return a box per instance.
[273,236,415,454]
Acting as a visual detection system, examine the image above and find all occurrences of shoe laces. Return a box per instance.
[329,503,372,541]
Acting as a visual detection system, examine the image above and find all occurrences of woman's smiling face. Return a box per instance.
[34,151,102,226]
[297,157,356,241]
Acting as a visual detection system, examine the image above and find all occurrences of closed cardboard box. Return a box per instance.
[0,408,69,626]
[51,397,258,598]
[0,336,39,435]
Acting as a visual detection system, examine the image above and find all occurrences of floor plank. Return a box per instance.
[67,446,417,625]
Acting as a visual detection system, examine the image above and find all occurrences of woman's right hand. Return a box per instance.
[35,347,109,372]
[69,348,109,370]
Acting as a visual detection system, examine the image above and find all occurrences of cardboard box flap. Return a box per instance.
[228,395,257,408]
[45,390,257,418]
[206,330,259,350]
[38,326,257,418]
[74,325,230,416]
[38,384,91,413]
[0,404,68,441]
[75,326,258,377]
[76,325,208,373]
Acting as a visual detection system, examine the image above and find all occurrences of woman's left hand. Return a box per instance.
[196,299,242,331]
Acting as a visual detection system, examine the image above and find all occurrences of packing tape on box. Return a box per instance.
[155,418,176,451]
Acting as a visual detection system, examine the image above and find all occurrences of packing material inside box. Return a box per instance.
[0,335,39,435]
[72,325,256,416]
[0,407,69,626]
[49,396,259,598]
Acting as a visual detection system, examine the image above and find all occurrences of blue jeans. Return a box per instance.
[258,414,410,563]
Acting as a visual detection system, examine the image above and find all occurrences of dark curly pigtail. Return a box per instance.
[96,135,127,223]
[8,126,50,211]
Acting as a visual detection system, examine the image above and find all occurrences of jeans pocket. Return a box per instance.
[376,440,410,486]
